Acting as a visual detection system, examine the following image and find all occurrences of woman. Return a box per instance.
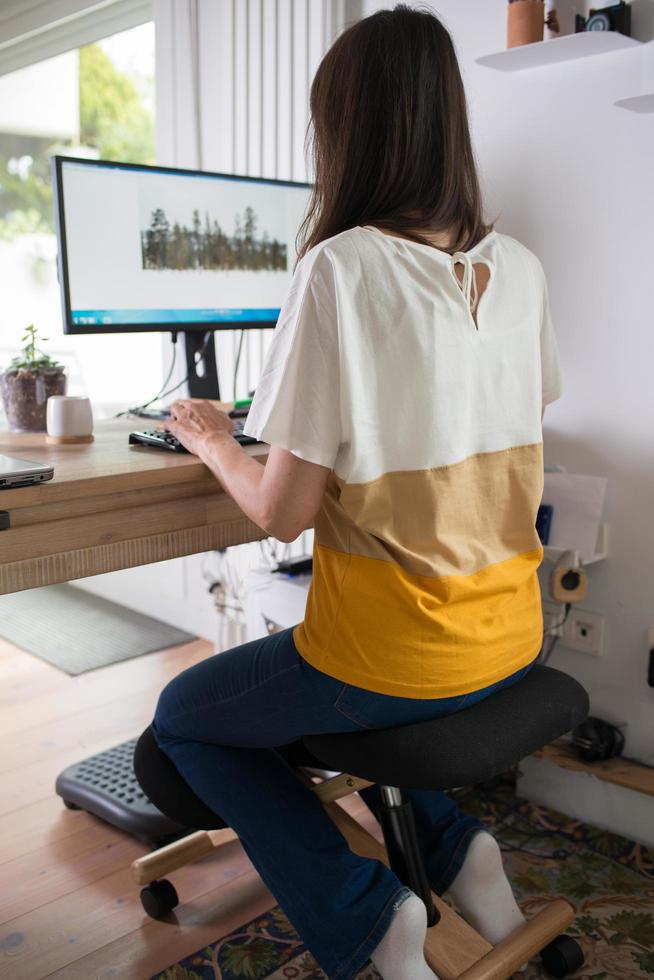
[153,6,561,979]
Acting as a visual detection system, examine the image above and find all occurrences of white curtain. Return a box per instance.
[152,0,362,581]
[153,0,358,400]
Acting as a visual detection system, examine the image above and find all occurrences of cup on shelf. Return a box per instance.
[46,395,94,444]
[507,0,545,48]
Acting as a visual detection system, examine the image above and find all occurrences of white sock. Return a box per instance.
[370,892,440,980]
[446,831,526,947]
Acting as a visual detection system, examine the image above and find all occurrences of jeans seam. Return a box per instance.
[333,704,374,729]
[160,661,302,729]
[331,885,412,980]
[333,687,375,729]
[431,825,486,895]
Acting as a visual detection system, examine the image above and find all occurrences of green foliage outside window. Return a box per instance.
[79,42,154,165]
[0,36,155,241]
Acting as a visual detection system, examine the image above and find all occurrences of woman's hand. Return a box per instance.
[165,399,329,542]
[165,399,234,457]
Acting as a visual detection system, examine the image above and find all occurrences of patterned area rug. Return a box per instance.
[153,774,654,980]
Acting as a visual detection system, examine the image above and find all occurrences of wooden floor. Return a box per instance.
[0,634,377,979]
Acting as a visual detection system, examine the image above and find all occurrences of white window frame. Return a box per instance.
[0,0,152,78]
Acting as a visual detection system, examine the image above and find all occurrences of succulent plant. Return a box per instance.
[8,323,63,375]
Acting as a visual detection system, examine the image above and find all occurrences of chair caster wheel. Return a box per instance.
[541,934,584,978]
[63,800,81,810]
[140,879,179,919]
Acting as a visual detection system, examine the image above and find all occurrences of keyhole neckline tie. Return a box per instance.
[452,251,479,315]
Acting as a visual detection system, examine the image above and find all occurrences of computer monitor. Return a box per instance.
[52,156,311,335]
[52,156,311,400]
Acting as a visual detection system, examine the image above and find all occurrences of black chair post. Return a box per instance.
[378,785,439,927]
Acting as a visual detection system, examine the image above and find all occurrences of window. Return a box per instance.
[0,21,164,416]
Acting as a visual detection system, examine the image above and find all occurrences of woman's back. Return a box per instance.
[245,224,561,698]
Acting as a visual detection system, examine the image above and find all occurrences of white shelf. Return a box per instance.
[543,523,609,568]
[615,93,654,113]
[476,31,640,72]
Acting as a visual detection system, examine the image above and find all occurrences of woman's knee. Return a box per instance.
[152,666,199,741]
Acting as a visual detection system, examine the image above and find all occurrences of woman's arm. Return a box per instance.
[166,399,330,542]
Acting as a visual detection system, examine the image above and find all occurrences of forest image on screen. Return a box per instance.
[140,205,288,273]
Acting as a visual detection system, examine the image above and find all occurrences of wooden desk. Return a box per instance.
[0,417,268,596]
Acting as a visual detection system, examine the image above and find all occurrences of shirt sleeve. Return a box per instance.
[242,247,342,469]
[538,263,563,407]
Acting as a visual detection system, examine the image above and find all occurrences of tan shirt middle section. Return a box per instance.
[315,442,545,580]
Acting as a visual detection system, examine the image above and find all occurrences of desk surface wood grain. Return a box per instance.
[0,415,268,595]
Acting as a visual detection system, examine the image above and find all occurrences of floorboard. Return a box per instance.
[0,639,207,738]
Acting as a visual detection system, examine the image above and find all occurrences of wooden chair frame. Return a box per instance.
[131,770,575,980]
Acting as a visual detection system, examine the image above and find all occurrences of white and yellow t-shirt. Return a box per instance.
[243,225,562,698]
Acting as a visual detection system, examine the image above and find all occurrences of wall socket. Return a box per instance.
[542,602,605,656]
[564,608,605,656]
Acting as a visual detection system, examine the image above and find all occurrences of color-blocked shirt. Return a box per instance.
[243,225,562,697]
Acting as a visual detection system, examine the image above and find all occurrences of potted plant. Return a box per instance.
[1,324,66,432]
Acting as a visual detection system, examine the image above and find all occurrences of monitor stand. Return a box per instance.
[183,330,221,400]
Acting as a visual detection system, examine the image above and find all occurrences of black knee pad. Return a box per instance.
[133,726,228,831]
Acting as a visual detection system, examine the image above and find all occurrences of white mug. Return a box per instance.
[47,395,94,440]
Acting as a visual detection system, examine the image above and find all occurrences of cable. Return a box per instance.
[538,602,572,665]
[545,602,571,636]
[233,329,245,401]
[115,331,179,418]
[451,773,576,859]
[116,331,213,419]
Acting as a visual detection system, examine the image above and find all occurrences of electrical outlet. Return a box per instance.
[563,608,605,656]
[542,600,565,638]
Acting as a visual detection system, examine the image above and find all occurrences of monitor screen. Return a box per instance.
[52,156,311,334]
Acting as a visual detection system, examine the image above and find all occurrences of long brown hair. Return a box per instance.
[298,4,493,260]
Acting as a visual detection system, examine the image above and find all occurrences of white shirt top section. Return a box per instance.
[243,225,562,485]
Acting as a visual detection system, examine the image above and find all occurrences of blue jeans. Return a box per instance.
[152,627,537,980]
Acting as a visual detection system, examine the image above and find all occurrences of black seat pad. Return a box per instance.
[303,666,588,791]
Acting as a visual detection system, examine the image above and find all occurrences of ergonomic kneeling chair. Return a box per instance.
[132,664,589,980]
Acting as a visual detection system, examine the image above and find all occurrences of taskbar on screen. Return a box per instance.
[71,308,280,326]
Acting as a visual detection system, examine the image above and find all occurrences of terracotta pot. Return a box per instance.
[1,367,67,432]
[507,0,545,48]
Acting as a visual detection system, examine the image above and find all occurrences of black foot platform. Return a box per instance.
[55,737,188,845]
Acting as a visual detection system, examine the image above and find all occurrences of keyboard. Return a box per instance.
[129,418,258,453]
